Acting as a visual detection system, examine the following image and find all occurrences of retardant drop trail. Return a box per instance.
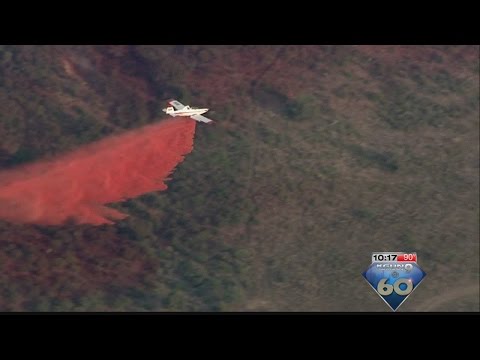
[0,118,196,225]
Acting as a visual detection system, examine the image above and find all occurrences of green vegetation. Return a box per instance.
[253,85,315,121]
[0,45,478,311]
[346,145,399,172]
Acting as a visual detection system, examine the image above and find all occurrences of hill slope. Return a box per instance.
[0,45,478,311]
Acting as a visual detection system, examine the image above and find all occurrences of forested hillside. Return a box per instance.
[0,45,478,311]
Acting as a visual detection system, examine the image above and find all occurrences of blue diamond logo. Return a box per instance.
[363,262,426,311]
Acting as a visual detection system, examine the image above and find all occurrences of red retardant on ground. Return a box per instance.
[0,118,196,225]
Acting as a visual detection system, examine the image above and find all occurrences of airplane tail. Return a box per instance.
[163,106,175,115]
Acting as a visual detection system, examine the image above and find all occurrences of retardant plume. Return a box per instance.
[0,118,196,225]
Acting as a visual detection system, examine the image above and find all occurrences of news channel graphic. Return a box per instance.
[362,252,426,311]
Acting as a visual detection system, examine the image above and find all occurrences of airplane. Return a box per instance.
[162,99,213,124]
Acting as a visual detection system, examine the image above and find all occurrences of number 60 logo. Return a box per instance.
[377,278,413,296]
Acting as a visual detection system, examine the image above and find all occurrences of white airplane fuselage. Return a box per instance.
[162,100,213,123]
[163,106,209,117]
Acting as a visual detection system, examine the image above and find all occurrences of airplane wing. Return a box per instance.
[168,100,186,110]
[190,114,213,124]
